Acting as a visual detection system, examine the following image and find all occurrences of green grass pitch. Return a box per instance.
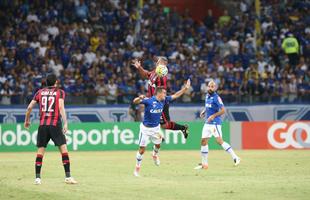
[0,150,309,200]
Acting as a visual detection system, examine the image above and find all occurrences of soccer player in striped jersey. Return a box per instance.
[194,80,240,170]
[132,56,189,139]
[24,74,77,185]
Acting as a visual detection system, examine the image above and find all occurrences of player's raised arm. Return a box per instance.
[59,98,68,134]
[133,95,146,104]
[24,100,37,129]
[132,58,150,79]
[171,79,191,100]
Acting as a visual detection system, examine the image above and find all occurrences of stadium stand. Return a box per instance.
[0,0,309,105]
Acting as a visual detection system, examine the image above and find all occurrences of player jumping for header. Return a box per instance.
[133,79,191,177]
[132,57,189,139]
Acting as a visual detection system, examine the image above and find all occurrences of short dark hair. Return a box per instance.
[155,86,166,95]
[46,74,57,86]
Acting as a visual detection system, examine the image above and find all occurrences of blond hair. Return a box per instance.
[208,79,216,86]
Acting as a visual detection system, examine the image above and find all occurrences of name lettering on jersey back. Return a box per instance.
[41,91,57,96]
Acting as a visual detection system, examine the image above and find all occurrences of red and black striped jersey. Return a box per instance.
[33,87,65,126]
[147,70,168,97]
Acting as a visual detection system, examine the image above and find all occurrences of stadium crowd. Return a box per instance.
[0,0,309,105]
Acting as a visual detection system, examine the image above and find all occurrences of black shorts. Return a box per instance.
[160,103,170,125]
[37,125,66,148]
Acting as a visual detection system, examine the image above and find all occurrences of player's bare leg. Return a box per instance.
[194,138,209,170]
[215,137,240,166]
[34,147,45,185]
[152,144,161,166]
[59,144,77,184]
[134,147,145,177]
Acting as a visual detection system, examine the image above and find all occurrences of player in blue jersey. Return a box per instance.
[195,80,240,170]
[133,79,191,176]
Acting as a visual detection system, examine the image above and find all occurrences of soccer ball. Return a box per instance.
[155,64,168,77]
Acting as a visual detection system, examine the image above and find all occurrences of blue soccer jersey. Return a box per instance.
[141,96,172,127]
[205,92,224,125]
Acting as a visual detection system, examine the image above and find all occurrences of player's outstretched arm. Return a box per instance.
[24,100,37,129]
[171,79,191,100]
[132,59,150,79]
[133,95,146,104]
[59,99,68,134]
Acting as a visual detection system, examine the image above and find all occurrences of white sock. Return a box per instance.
[152,145,160,156]
[136,152,143,167]
[201,145,209,165]
[221,142,238,159]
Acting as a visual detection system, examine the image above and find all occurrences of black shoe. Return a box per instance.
[181,125,189,139]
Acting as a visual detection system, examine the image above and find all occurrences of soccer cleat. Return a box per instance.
[64,177,78,184]
[194,164,208,170]
[134,166,140,177]
[152,155,160,166]
[181,125,189,139]
[234,157,241,166]
[34,178,41,185]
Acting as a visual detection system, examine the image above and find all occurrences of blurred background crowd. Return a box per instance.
[0,0,309,105]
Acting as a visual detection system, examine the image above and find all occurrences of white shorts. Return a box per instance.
[201,124,223,138]
[138,123,162,147]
